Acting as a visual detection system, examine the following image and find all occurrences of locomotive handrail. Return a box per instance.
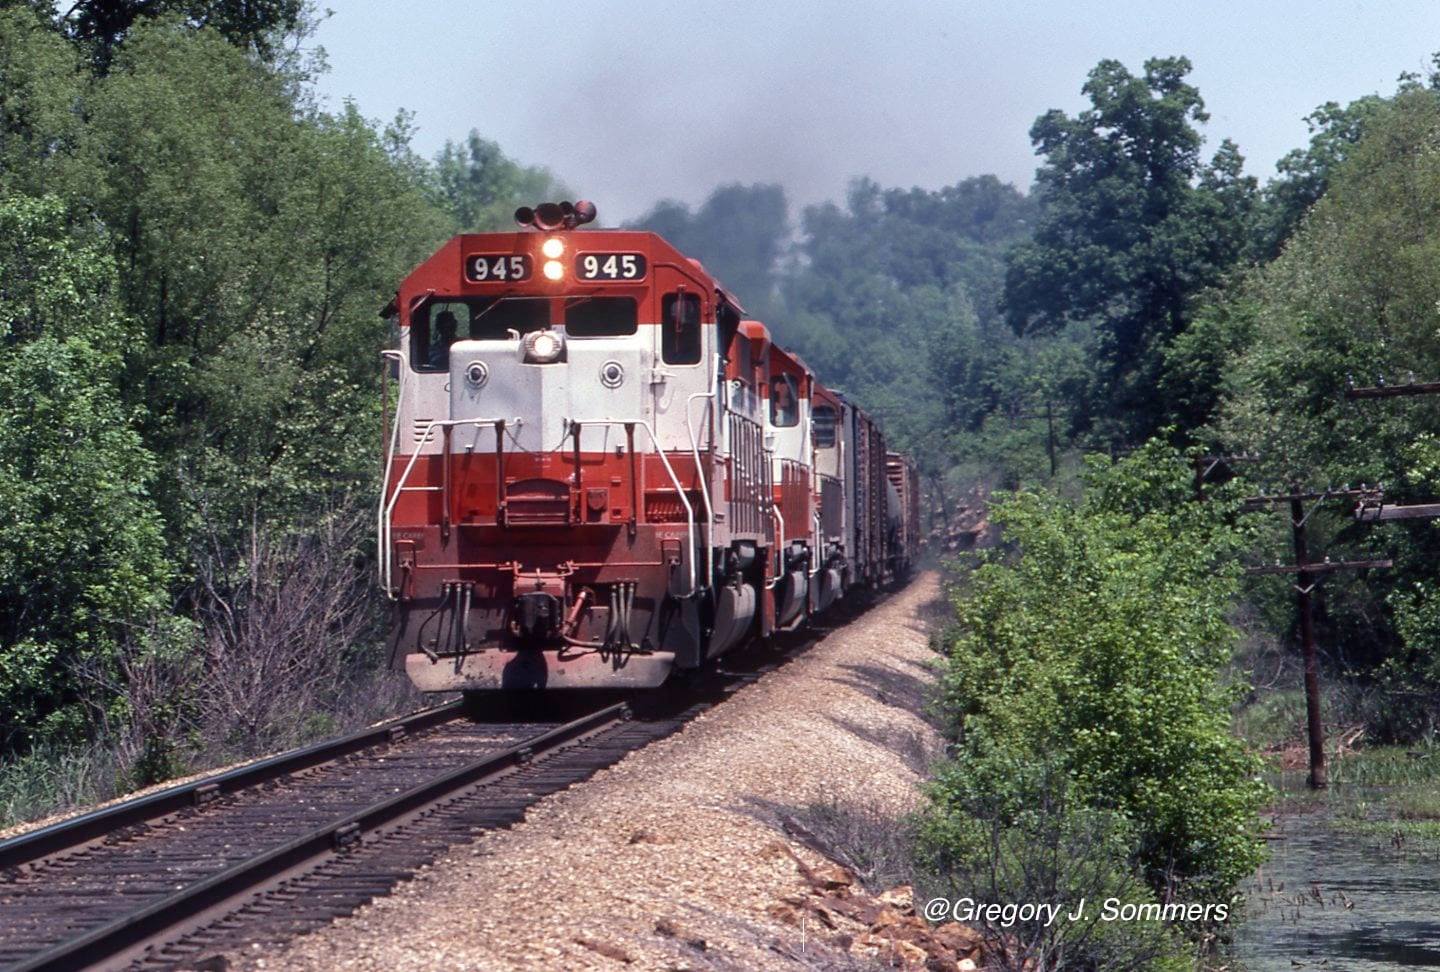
[380,416,511,597]
[569,418,698,594]
[378,350,408,589]
[811,511,823,577]
[766,503,785,590]
[685,389,716,590]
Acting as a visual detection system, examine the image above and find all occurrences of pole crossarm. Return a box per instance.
[1354,502,1440,522]
[1345,380,1440,400]
[1242,487,1378,511]
[1243,558,1393,575]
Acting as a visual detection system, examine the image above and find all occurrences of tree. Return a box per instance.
[431,131,563,232]
[73,20,448,538]
[1253,96,1386,259]
[1003,56,1255,447]
[1215,83,1440,736]
[630,183,790,318]
[774,176,1034,484]
[0,6,86,195]
[0,194,170,745]
[0,0,307,69]
[928,444,1266,928]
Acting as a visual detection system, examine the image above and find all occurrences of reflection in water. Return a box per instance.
[1234,810,1440,970]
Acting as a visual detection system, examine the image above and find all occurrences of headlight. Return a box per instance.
[542,259,564,281]
[524,330,564,363]
[541,237,565,259]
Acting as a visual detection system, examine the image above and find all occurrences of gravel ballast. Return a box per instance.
[237,571,946,971]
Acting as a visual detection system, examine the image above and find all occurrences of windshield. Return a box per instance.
[411,297,551,371]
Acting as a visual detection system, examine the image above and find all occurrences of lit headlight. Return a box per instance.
[541,237,565,259]
[524,330,564,363]
[542,259,564,281]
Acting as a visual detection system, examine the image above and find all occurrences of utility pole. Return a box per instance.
[1290,495,1326,789]
[1242,486,1390,788]
[1045,400,1057,479]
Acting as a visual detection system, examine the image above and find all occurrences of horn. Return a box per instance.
[514,206,535,227]
[573,200,597,226]
[533,202,565,230]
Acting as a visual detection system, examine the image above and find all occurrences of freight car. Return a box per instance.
[379,201,919,692]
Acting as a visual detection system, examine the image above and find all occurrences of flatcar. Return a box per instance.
[379,201,919,692]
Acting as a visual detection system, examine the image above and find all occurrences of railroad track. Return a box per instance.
[0,608,859,972]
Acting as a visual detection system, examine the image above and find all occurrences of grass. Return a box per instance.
[0,666,433,832]
[1232,687,1309,751]
[1265,743,1440,856]
[1232,679,1440,856]
[0,742,120,830]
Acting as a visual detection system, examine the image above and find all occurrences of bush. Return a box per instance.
[919,760,1193,972]
[924,442,1267,965]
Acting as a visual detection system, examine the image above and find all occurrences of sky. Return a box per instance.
[311,0,1440,224]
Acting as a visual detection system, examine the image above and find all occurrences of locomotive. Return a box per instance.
[379,201,920,692]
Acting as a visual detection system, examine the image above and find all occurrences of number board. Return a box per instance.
[466,254,531,283]
[576,252,647,281]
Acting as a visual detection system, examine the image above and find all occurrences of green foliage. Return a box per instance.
[918,770,1193,971]
[1253,96,1386,259]
[928,444,1267,920]
[631,182,791,320]
[0,7,87,194]
[782,176,1037,477]
[7,0,307,69]
[71,18,449,533]
[1004,57,1256,447]
[0,194,170,744]
[1214,81,1440,736]
[432,131,564,232]
[0,11,482,761]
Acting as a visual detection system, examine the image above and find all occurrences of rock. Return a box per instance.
[884,915,933,944]
[805,861,854,891]
[627,828,671,845]
[767,903,803,927]
[849,932,886,959]
[573,936,633,963]
[932,921,983,954]
[759,841,794,862]
[655,917,708,951]
[872,906,906,930]
[893,939,929,969]
[958,960,978,971]
[808,902,839,930]
[879,884,915,914]
[823,894,881,924]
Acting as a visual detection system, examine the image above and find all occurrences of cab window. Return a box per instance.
[812,404,837,447]
[661,292,702,364]
[411,298,549,372]
[770,374,800,427]
[731,333,752,385]
[565,297,638,336]
[412,301,466,372]
[468,298,550,340]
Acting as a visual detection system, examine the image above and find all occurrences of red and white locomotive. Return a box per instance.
[379,201,919,692]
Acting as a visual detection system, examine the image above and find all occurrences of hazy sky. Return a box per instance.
[312,1,1440,224]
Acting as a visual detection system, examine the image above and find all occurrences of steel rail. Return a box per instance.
[8,702,630,972]
[0,699,466,874]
